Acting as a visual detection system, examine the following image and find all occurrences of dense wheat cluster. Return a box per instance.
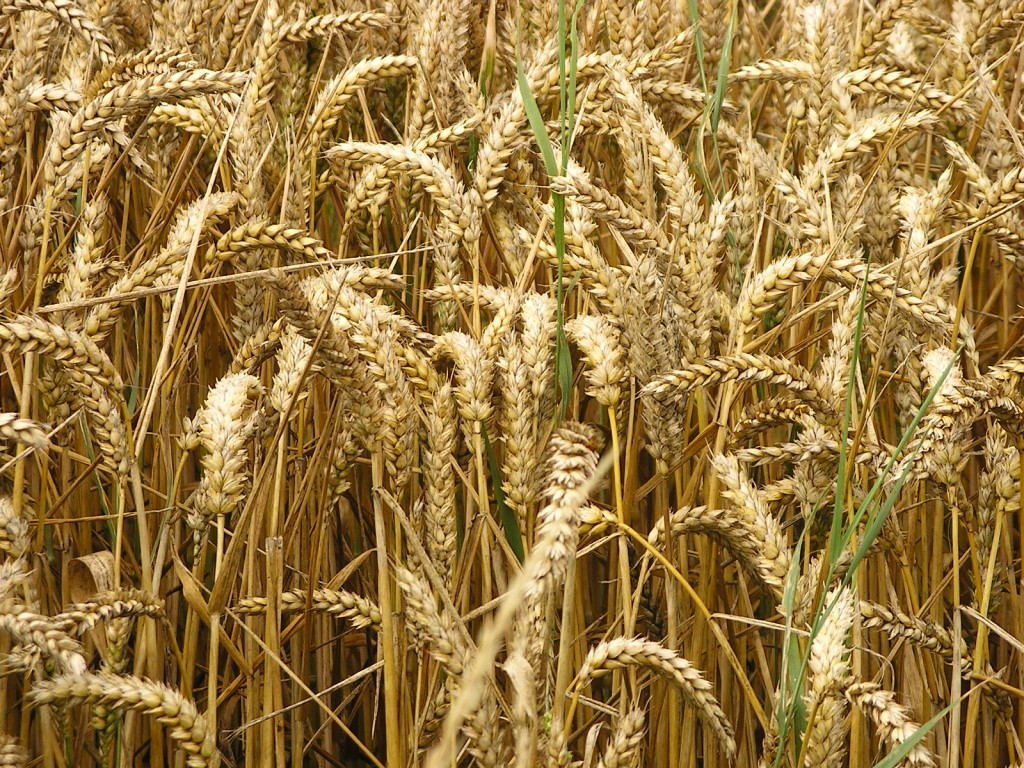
[1,0,1024,765]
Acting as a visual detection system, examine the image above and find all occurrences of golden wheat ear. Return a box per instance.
[31,672,219,768]
[578,637,736,762]
[845,682,937,768]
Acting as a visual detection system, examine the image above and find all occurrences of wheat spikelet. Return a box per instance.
[433,332,493,444]
[854,0,915,65]
[839,68,967,118]
[223,0,286,341]
[205,221,334,265]
[712,453,792,593]
[0,561,30,606]
[646,501,801,597]
[92,613,133,762]
[473,42,556,205]
[304,55,417,161]
[859,601,968,668]
[513,423,601,684]
[820,111,936,175]
[91,50,195,90]
[566,314,626,410]
[0,316,119,388]
[326,142,480,251]
[737,247,831,331]
[397,566,507,767]
[973,426,1017,611]
[148,99,224,141]
[204,0,257,68]
[300,269,431,397]
[0,10,51,209]
[0,498,28,563]
[616,258,691,474]
[325,422,361,508]
[0,315,128,473]
[278,11,387,43]
[266,269,361,383]
[55,192,110,307]
[519,293,556,428]
[601,65,697,218]
[44,68,246,196]
[268,326,313,419]
[730,397,814,446]
[551,160,670,254]
[228,321,282,375]
[408,0,472,140]
[499,335,541,528]
[397,565,467,677]
[644,353,831,412]
[306,280,417,487]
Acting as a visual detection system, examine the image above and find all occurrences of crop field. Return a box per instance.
[0,0,1023,766]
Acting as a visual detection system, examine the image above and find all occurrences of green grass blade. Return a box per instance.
[829,259,872,566]
[838,347,961,582]
[482,423,524,563]
[516,63,556,178]
[709,3,735,135]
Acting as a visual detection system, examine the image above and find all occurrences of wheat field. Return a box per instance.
[0,0,1022,766]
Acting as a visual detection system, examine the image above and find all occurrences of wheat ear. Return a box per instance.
[845,681,936,768]
[0,414,49,451]
[31,671,219,767]
[578,637,736,761]
[804,588,855,768]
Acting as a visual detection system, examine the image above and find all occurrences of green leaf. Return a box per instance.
[482,423,523,563]
[709,5,735,135]
[829,257,871,566]
[839,346,960,584]
[516,63,556,178]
